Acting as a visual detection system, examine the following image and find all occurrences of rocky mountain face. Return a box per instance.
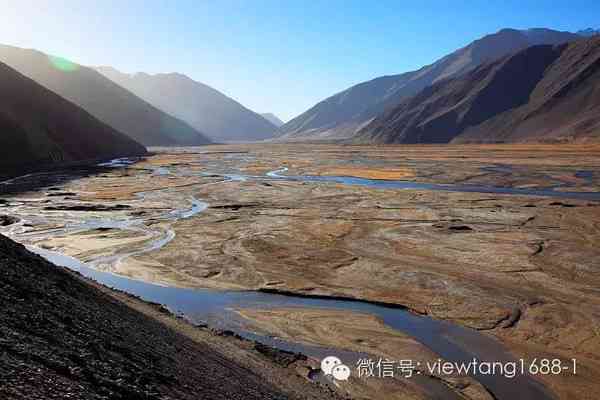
[0,61,146,174]
[0,45,211,147]
[355,36,600,144]
[96,67,278,142]
[260,113,285,127]
[278,28,581,140]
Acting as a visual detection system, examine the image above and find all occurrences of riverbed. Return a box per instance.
[2,143,599,400]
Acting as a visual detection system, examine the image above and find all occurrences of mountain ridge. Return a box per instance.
[0,44,211,147]
[95,67,278,142]
[0,60,146,175]
[260,113,285,127]
[354,36,600,144]
[277,27,582,141]
[576,28,600,37]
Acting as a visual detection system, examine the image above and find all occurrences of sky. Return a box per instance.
[1,1,598,122]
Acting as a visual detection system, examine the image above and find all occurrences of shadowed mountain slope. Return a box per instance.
[0,234,296,399]
[355,36,600,144]
[0,61,146,174]
[456,37,600,143]
[0,45,211,147]
[577,28,600,37]
[96,67,278,142]
[278,28,581,140]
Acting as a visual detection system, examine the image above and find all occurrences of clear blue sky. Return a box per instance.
[2,1,598,121]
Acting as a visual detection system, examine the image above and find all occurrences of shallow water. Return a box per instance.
[268,167,600,202]
[97,157,139,168]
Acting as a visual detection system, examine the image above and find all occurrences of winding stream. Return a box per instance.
[4,158,594,399]
[31,246,551,400]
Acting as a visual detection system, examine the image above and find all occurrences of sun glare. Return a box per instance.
[48,55,79,72]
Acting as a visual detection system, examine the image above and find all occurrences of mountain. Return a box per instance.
[0,45,211,147]
[260,113,285,127]
[354,36,600,144]
[576,28,600,37]
[96,67,278,142]
[278,28,581,140]
[0,60,146,174]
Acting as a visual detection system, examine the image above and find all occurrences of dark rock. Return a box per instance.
[0,215,19,226]
[44,204,131,212]
[46,192,77,197]
[254,342,307,367]
[448,225,474,232]
[211,203,259,211]
[549,202,576,207]
[500,307,522,328]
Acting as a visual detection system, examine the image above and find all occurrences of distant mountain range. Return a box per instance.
[1,25,599,162]
[278,28,584,141]
[0,60,146,173]
[95,67,278,142]
[355,36,600,144]
[576,28,600,37]
[0,45,210,147]
[260,113,285,127]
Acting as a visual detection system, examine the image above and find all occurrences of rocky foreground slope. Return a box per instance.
[0,61,146,176]
[0,44,211,147]
[356,36,600,144]
[0,233,306,399]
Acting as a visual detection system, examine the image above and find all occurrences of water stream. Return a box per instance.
[30,247,551,400]
[268,167,600,202]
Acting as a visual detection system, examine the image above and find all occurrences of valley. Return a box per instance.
[2,143,600,400]
[2,4,600,399]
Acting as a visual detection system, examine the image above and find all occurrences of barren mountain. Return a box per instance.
[355,36,600,144]
[0,45,210,147]
[278,28,581,140]
[577,28,600,37]
[260,113,285,127]
[0,61,146,175]
[96,67,278,142]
